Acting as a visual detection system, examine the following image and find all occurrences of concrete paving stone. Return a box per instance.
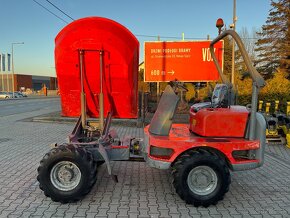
[44,205,60,212]
[85,212,97,218]
[227,207,241,215]
[117,208,128,216]
[31,207,47,216]
[158,209,170,217]
[220,213,236,218]
[210,215,222,218]
[208,207,221,215]
[107,212,118,218]
[5,203,19,211]
[8,215,21,218]
[157,203,168,210]
[147,213,159,218]
[168,206,179,214]
[62,212,75,218]
[99,202,110,209]
[74,208,88,217]
[118,202,129,209]
[9,207,26,216]
[0,210,14,218]
[53,208,67,216]
[107,205,118,213]
[90,197,103,204]
[1,199,14,207]
[180,213,191,218]
[127,212,139,217]
[251,215,265,218]
[56,204,69,210]
[148,205,159,213]
[187,207,201,216]
[271,215,283,218]
[77,202,91,209]
[139,209,149,217]
[129,205,139,213]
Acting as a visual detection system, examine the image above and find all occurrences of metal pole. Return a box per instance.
[0,54,2,91]
[99,50,104,130]
[79,50,87,129]
[6,70,9,93]
[11,46,14,96]
[156,35,160,103]
[1,71,3,92]
[1,74,2,91]
[11,42,24,97]
[231,0,237,85]
[12,45,14,97]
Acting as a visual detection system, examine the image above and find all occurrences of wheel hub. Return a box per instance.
[187,166,218,196]
[50,161,81,191]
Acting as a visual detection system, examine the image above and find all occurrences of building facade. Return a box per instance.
[0,74,57,92]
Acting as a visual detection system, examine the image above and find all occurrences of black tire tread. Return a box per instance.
[171,148,231,207]
[37,144,97,203]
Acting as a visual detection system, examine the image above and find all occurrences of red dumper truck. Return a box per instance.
[37,17,266,207]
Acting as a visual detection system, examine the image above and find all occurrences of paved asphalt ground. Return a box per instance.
[0,97,290,218]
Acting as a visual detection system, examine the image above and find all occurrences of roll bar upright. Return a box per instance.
[209,30,265,140]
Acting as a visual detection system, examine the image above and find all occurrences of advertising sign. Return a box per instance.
[144,41,223,82]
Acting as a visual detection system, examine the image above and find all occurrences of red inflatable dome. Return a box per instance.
[55,17,139,118]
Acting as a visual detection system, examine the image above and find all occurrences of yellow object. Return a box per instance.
[286,133,290,148]
[287,102,290,117]
[274,100,279,112]
[281,126,288,135]
[265,102,271,115]
[266,129,279,137]
[258,100,263,112]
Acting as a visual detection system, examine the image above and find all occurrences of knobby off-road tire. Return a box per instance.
[37,144,97,203]
[171,149,231,207]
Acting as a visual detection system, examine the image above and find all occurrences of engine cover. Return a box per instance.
[189,106,249,137]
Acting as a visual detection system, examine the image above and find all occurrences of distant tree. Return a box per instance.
[223,35,233,77]
[236,27,259,78]
[255,0,290,78]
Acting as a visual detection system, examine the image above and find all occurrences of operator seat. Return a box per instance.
[190,84,229,113]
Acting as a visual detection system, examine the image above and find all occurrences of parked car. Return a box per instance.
[12,92,23,98]
[0,92,13,99]
[17,92,27,97]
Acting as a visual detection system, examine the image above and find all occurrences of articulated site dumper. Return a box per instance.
[37,20,266,206]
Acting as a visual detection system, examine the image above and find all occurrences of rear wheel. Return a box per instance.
[171,149,230,207]
[37,144,97,203]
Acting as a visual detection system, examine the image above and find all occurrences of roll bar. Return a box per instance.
[210,30,266,140]
[210,30,265,88]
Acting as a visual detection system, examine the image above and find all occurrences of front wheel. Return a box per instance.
[171,149,231,207]
[37,144,97,203]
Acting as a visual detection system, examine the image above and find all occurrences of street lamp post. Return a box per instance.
[12,42,24,98]
[231,0,237,85]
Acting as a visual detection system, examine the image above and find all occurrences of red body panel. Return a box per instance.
[189,106,249,137]
[144,124,260,165]
[55,17,139,118]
